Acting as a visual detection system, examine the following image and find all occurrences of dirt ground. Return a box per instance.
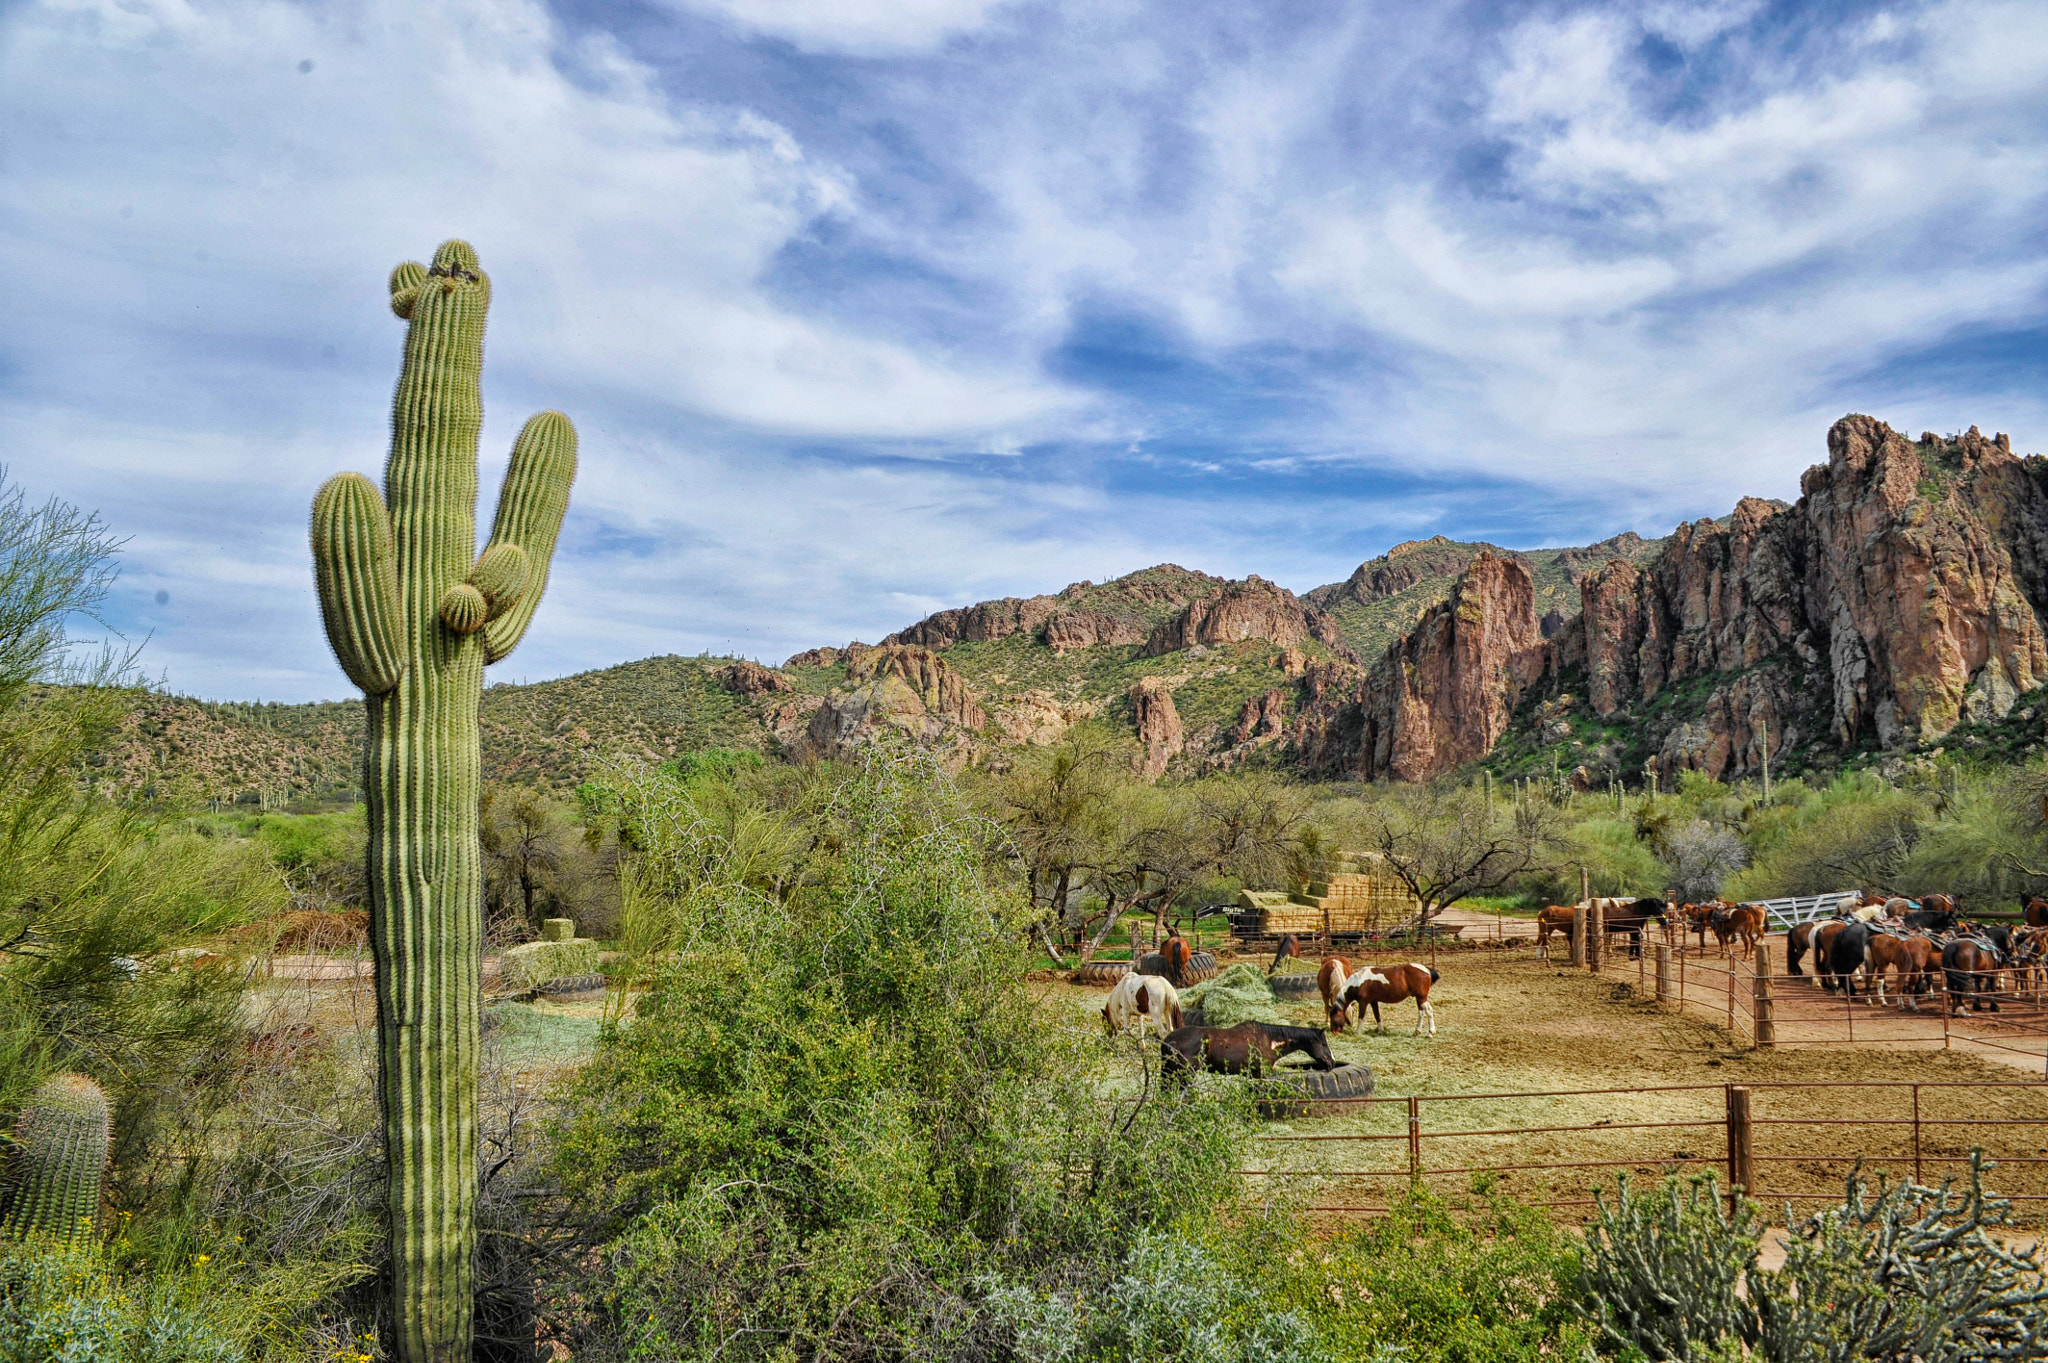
[1041,951,2048,1224]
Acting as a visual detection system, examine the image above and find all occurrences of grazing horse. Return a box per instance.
[1943,934,2007,1014]
[1267,933,1302,976]
[1101,973,1183,1037]
[1317,956,1351,1030]
[1339,962,1441,1036]
[1160,1021,1341,1078]
[1864,931,1939,1010]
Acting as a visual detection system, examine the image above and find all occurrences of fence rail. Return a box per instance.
[1244,1080,2048,1220]
[1741,892,1864,932]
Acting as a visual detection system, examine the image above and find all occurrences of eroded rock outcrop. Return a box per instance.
[1044,609,1149,651]
[1571,417,2048,780]
[1129,676,1184,779]
[1294,553,1545,781]
[804,645,988,759]
[1142,576,1342,656]
[717,659,795,696]
[886,595,1058,649]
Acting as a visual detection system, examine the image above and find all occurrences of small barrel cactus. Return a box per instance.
[311,239,576,1362]
[1,1073,111,1246]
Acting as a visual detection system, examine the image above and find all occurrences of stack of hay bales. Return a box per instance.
[1235,851,1421,937]
[500,917,601,991]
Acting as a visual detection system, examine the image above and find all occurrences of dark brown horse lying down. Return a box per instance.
[1160,1021,1340,1078]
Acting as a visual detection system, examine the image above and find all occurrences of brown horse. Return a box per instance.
[1160,1021,1341,1078]
[1865,932,1939,1010]
[2023,896,2048,928]
[1943,935,2006,1014]
[1317,955,1351,1030]
[1787,920,1821,976]
[1159,932,1193,986]
[1724,905,1764,960]
[1535,905,1577,958]
[1267,933,1302,976]
[1339,962,1440,1036]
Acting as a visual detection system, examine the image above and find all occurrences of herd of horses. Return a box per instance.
[1537,890,2048,1015]
[1097,929,1432,1081]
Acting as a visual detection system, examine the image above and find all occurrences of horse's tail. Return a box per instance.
[1428,966,1441,984]
[1168,999,1185,1031]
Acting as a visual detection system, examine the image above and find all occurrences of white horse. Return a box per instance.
[1102,972,1184,1038]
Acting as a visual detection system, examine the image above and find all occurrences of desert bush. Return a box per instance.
[0,1238,243,1363]
[551,750,1261,1360]
[1660,820,1746,903]
[1582,1157,2048,1362]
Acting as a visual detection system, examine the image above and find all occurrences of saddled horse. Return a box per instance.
[1338,962,1440,1036]
[1812,919,1852,992]
[1160,1020,1341,1078]
[1787,920,1823,976]
[1101,972,1184,1037]
[1943,931,2010,1014]
[1718,904,1764,960]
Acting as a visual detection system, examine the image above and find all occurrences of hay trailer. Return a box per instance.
[1228,852,1423,944]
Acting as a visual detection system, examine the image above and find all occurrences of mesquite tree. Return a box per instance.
[310,239,575,1362]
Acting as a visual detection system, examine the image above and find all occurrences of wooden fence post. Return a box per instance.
[1571,904,1588,968]
[1753,945,1775,1047]
[1727,1085,1754,1206]
[1407,1095,1422,1183]
[1588,899,1605,972]
[1580,865,1590,905]
[1655,945,1672,1006]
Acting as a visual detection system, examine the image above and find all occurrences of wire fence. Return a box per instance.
[1243,1080,2048,1223]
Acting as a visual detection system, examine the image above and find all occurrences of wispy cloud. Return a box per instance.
[6,0,2047,700]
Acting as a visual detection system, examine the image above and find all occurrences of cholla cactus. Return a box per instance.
[0,1074,110,1246]
[311,239,575,1363]
[1584,1155,2048,1362]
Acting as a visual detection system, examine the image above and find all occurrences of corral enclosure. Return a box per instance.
[1054,938,2048,1224]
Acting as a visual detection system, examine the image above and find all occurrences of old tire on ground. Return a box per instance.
[1069,961,1131,987]
[1268,973,1321,999]
[536,973,608,999]
[1252,1062,1375,1119]
[1073,950,1220,988]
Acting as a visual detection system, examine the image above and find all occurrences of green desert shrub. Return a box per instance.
[551,750,1259,1360]
[0,1237,242,1363]
[1581,1157,2048,1362]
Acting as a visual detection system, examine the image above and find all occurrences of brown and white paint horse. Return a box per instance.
[1339,962,1441,1036]
[1317,956,1351,1029]
[1101,972,1184,1038]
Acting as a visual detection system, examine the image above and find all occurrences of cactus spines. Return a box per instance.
[311,238,575,1363]
[1,1073,110,1246]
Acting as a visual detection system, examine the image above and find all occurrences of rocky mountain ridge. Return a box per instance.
[88,415,2048,803]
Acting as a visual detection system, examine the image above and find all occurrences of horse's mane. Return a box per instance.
[1240,1022,1326,1043]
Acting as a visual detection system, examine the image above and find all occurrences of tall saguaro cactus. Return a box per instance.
[311,240,575,1362]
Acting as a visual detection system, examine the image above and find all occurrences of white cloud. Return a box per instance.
[657,0,1018,56]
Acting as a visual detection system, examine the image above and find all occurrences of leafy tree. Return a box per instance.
[1354,783,1565,926]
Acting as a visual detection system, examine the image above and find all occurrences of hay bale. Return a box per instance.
[500,938,600,991]
[540,917,576,942]
[1180,962,1280,1028]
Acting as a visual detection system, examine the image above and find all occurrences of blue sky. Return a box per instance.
[4,0,2047,701]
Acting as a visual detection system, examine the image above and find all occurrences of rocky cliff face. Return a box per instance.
[1293,552,1546,780]
[805,645,989,759]
[1141,576,1342,657]
[1557,417,2048,782]
[1129,676,1184,779]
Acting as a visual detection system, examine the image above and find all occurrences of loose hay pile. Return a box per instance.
[1181,963,1280,1028]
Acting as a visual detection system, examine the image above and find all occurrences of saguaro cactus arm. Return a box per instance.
[311,472,405,694]
[479,410,576,664]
